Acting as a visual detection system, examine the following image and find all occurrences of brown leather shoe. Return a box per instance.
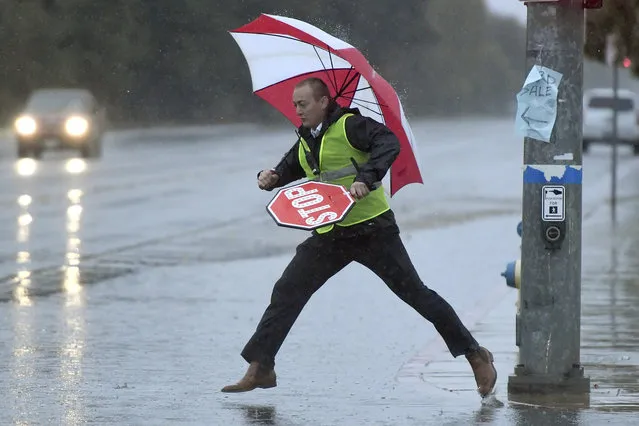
[221,361,277,393]
[466,347,497,397]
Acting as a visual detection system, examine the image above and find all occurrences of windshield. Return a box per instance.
[588,96,634,111]
[25,92,87,113]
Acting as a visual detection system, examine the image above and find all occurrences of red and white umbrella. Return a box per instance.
[229,13,423,196]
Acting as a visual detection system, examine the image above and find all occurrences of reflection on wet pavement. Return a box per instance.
[58,274,87,426]
[14,193,33,305]
[6,159,88,425]
[1,158,134,302]
[63,187,83,302]
[14,158,38,177]
[65,158,88,175]
[580,211,639,413]
[223,403,281,425]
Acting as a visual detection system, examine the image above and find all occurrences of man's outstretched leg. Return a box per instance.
[354,228,497,397]
[221,234,351,393]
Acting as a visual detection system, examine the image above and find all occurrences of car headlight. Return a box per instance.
[14,116,37,136]
[65,116,89,137]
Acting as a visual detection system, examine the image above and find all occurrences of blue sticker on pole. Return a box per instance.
[523,165,582,184]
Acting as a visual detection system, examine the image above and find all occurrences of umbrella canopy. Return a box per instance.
[230,13,423,196]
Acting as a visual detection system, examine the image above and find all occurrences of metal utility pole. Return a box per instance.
[509,0,591,396]
[606,32,619,225]
[611,49,619,225]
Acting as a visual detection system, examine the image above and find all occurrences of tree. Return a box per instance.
[0,1,529,126]
[406,0,524,115]
[584,0,639,76]
[0,1,150,123]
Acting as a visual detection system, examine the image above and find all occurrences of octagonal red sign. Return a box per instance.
[266,181,356,230]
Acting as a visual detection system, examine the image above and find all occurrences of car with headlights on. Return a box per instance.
[13,88,106,159]
[583,88,639,155]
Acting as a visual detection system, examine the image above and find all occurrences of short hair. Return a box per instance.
[295,77,331,101]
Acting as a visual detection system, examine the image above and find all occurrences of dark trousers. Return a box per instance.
[241,224,479,368]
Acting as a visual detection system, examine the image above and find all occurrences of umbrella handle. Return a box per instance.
[350,157,379,190]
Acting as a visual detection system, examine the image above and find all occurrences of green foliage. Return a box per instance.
[0,0,526,126]
[585,0,639,75]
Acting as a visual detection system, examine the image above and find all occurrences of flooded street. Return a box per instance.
[0,118,638,425]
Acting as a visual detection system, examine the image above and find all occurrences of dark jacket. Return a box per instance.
[263,103,402,236]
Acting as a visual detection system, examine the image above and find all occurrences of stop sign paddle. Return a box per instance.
[266,181,356,230]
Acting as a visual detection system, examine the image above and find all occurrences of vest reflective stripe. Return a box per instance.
[319,164,357,181]
[297,113,390,233]
[317,164,381,188]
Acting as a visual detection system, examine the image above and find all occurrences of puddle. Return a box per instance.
[0,264,135,303]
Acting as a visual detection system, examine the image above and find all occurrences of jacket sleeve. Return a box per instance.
[345,115,400,189]
[258,140,305,190]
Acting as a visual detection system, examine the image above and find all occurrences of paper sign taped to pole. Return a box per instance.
[515,65,563,143]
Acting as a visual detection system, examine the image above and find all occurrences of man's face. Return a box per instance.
[293,84,328,129]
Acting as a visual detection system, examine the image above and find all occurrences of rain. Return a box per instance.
[1,1,639,425]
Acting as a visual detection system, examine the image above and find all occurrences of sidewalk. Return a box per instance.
[400,196,639,422]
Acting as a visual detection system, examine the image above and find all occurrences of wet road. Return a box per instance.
[0,119,638,425]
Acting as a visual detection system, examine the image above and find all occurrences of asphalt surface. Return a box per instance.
[0,118,638,425]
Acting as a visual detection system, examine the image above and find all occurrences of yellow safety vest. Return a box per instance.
[297,113,390,233]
